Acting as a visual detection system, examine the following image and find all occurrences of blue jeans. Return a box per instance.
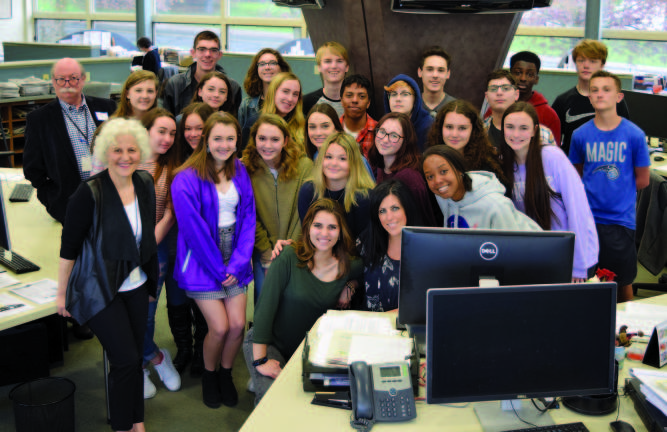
[252,251,266,306]
[143,228,189,363]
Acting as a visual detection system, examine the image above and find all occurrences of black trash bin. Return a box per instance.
[9,377,76,432]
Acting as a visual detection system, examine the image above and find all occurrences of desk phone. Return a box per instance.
[349,361,416,429]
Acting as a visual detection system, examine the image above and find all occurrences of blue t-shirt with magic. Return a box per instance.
[568,118,650,230]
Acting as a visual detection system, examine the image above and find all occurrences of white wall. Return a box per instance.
[0,0,28,60]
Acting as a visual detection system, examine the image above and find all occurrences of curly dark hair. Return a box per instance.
[427,99,506,185]
[243,48,292,98]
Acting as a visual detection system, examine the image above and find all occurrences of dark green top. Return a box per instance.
[253,246,363,360]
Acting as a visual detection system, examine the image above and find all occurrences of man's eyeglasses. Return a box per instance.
[376,128,403,143]
[195,47,221,55]
[54,76,81,86]
[487,84,515,93]
[388,91,413,99]
[258,61,279,68]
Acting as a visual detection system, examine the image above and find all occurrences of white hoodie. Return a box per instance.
[435,171,542,231]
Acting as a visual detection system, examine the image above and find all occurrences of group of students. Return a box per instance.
[50,29,650,431]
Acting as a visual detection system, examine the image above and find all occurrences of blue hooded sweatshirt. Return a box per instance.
[383,74,434,152]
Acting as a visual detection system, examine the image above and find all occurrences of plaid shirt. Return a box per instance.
[59,96,96,180]
[340,113,378,157]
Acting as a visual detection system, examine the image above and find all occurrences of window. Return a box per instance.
[154,23,221,51]
[92,21,137,49]
[519,0,585,28]
[601,0,667,31]
[227,25,301,53]
[94,0,135,13]
[228,0,301,19]
[35,0,86,13]
[36,19,87,43]
[156,0,221,16]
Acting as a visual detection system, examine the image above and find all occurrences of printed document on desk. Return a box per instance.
[10,279,57,304]
[0,292,33,317]
[632,369,667,416]
[617,302,667,334]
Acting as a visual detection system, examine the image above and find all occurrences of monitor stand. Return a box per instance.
[474,400,555,432]
[405,324,426,357]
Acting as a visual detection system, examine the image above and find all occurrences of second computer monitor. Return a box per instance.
[398,227,575,326]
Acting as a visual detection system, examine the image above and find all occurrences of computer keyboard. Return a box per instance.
[9,184,34,203]
[501,422,589,432]
[0,247,40,273]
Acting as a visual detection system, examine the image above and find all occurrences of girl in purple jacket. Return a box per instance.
[500,102,598,281]
[171,112,256,409]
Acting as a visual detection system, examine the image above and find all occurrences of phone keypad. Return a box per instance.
[378,394,413,420]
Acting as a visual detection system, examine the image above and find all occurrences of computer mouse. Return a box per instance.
[655,155,665,162]
[610,420,636,432]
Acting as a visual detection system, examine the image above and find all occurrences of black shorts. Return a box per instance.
[596,224,637,287]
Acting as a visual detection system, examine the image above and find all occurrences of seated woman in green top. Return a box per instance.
[242,198,362,406]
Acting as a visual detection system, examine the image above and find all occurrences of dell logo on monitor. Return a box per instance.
[479,242,498,261]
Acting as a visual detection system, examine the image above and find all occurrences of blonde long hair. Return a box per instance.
[312,132,375,212]
[262,72,305,149]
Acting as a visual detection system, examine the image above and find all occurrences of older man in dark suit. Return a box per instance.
[23,57,116,339]
[23,57,116,225]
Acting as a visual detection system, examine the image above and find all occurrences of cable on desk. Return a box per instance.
[531,397,560,413]
[511,399,538,428]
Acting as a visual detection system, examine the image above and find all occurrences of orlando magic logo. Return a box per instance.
[479,242,498,261]
[592,165,619,180]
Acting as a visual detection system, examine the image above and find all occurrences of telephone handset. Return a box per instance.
[349,361,416,430]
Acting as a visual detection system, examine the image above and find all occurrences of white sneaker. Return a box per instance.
[247,377,255,393]
[144,368,156,399]
[153,348,181,391]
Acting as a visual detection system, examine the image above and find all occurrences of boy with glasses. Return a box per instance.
[483,69,555,149]
[302,41,350,117]
[569,71,649,302]
[552,39,629,155]
[418,46,457,118]
[163,30,241,117]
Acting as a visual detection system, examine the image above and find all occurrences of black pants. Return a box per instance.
[88,285,148,431]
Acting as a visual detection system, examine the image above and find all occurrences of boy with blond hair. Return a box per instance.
[552,39,629,155]
[302,41,350,116]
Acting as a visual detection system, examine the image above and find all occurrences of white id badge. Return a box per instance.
[129,267,141,284]
[95,112,109,121]
[81,156,93,172]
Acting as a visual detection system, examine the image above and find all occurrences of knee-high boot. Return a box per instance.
[190,301,208,378]
[166,303,193,373]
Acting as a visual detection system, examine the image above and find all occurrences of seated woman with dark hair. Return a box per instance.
[358,179,422,312]
[243,198,361,405]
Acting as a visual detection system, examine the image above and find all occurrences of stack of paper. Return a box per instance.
[631,369,667,415]
[0,82,20,99]
[308,311,413,368]
[9,77,51,96]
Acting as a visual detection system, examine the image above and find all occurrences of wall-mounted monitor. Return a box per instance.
[391,0,552,14]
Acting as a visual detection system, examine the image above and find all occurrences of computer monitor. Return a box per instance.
[622,90,667,140]
[426,283,617,406]
[398,228,575,327]
[0,181,12,250]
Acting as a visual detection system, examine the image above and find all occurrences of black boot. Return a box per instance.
[167,303,193,373]
[202,369,221,409]
[218,367,238,407]
[190,302,208,378]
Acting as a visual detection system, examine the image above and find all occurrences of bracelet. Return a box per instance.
[252,356,269,367]
[345,281,355,296]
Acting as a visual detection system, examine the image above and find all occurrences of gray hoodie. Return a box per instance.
[435,171,541,231]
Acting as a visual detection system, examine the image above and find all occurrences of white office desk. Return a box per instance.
[0,168,61,331]
[239,298,667,432]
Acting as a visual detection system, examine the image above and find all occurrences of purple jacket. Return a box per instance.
[171,159,256,291]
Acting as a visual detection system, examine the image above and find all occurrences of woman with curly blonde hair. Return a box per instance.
[242,113,312,301]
